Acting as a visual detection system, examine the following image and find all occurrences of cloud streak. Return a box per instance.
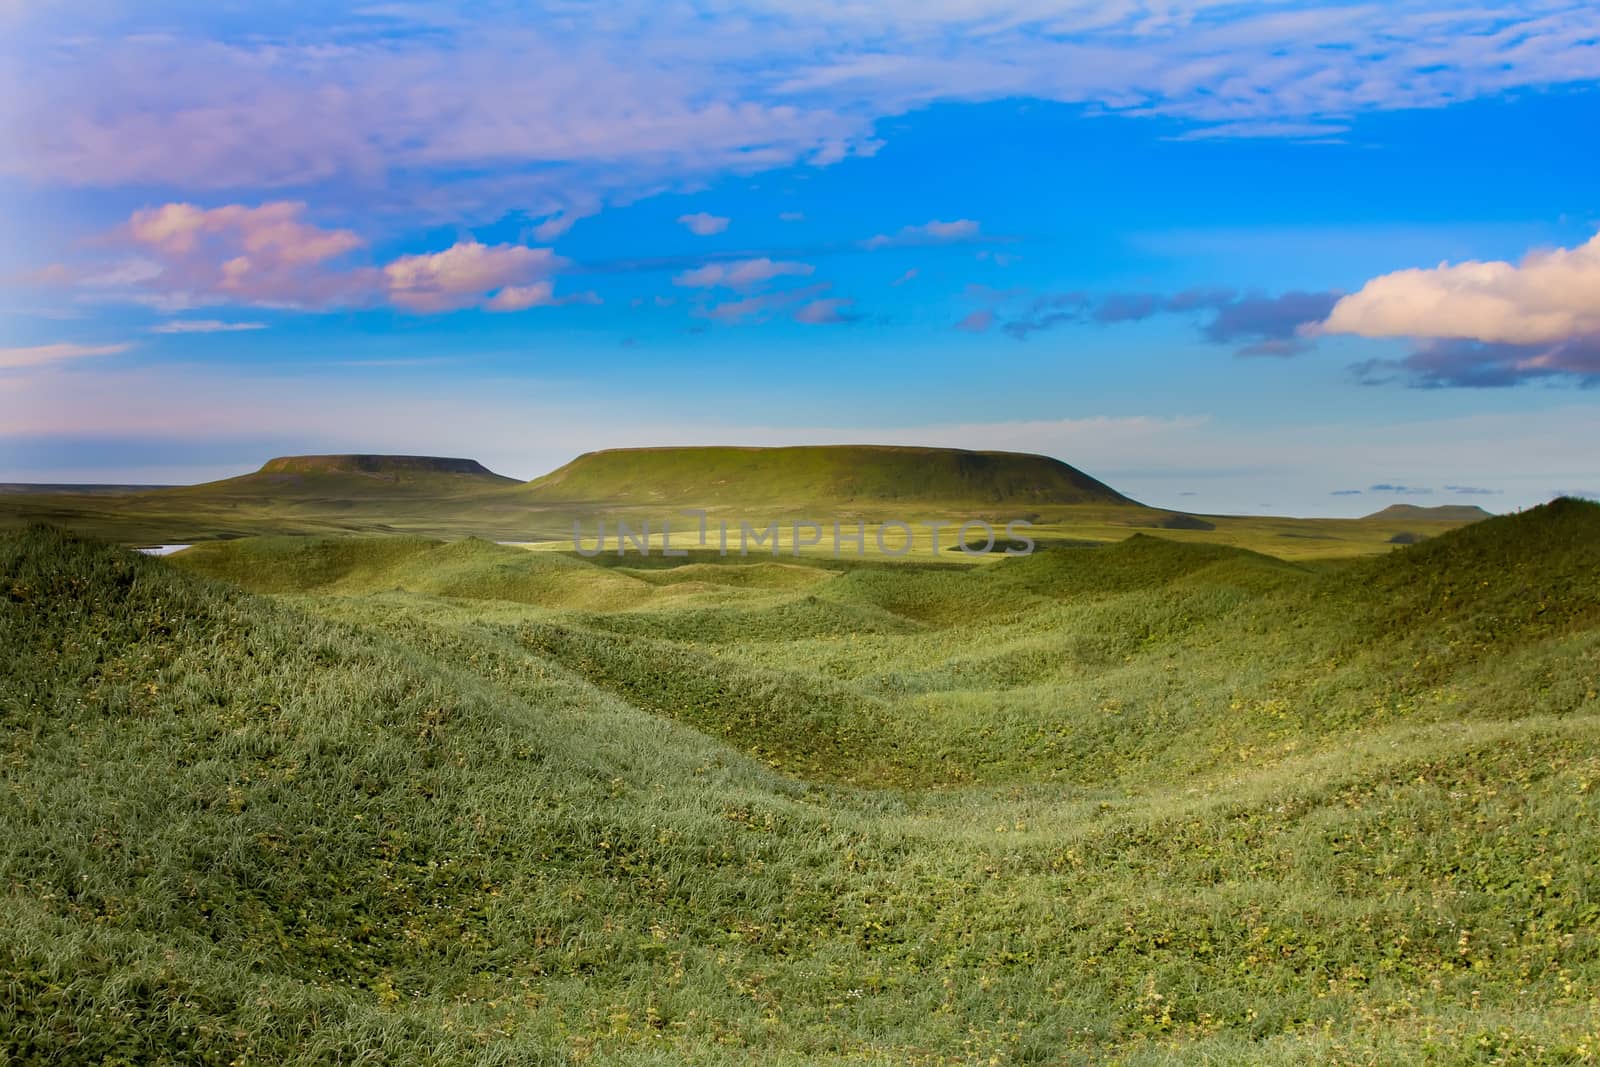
[974,287,1340,355]
[150,319,267,334]
[863,219,981,250]
[0,342,132,369]
[673,258,814,290]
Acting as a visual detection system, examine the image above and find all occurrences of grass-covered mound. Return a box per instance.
[522,444,1136,508]
[3,506,1599,1063]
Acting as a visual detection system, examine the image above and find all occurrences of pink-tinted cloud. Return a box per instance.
[127,202,362,263]
[113,200,372,308]
[37,202,592,315]
[384,240,564,313]
[673,257,813,290]
[678,212,730,236]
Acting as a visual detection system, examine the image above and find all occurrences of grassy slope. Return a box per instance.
[3,503,1598,1063]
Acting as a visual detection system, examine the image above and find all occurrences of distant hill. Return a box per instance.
[0,483,170,495]
[162,454,519,497]
[254,454,514,480]
[1364,503,1494,522]
[521,445,1138,509]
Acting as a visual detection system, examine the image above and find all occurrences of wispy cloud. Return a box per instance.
[955,308,995,333]
[863,219,981,250]
[678,212,730,236]
[1351,337,1600,389]
[673,258,813,290]
[703,282,834,324]
[793,297,856,325]
[982,287,1340,355]
[150,319,267,334]
[1369,483,1433,495]
[0,342,132,369]
[9,3,1595,228]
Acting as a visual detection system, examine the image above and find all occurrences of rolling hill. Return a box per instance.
[2,500,1597,1062]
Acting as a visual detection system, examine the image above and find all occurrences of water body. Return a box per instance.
[135,545,192,556]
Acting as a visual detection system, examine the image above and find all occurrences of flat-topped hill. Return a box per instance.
[258,454,509,478]
[1363,503,1494,522]
[160,454,519,497]
[521,445,1137,508]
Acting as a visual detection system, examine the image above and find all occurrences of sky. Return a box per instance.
[1,0,1598,516]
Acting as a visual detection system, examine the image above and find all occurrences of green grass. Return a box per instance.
[3,502,1595,1063]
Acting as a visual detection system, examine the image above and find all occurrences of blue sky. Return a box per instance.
[2,1,1598,514]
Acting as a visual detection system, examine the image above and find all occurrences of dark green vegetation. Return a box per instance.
[0,448,1490,558]
[3,499,1598,1063]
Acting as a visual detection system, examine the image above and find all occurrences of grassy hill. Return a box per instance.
[0,455,527,543]
[522,445,1138,509]
[1363,503,1496,522]
[4,501,1597,1062]
[165,454,520,496]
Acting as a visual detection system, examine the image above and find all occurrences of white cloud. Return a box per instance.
[0,342,131,368]
[678,212,731,236]
[150,319,268,334]
[1322,230,1600,346]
